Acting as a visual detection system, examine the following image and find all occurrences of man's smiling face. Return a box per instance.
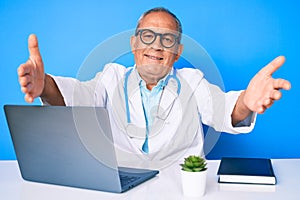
[131,11,183,87]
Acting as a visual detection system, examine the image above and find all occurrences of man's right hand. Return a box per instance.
[18,34,45,103]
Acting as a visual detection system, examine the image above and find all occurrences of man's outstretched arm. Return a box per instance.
[18,34,65,105]
[232,56,291,126]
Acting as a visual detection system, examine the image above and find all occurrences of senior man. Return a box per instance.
[18,7,291,168]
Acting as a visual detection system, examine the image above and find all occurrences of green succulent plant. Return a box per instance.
[180,155,207,172]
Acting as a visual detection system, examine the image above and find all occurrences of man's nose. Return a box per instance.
[151,36,163,50]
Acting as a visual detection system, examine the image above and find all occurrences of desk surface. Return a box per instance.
[0,159,299,200]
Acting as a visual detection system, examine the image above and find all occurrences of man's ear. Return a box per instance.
[175,44,184,61]
[130,35,137,53]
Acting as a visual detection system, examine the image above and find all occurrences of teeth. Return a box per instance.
[146,55,163,60]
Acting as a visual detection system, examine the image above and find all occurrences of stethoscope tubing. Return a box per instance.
[124,67,181,124]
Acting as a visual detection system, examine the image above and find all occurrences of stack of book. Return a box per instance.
[217,157,276,185]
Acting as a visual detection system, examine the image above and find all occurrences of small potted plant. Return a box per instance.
[180,155,208,197]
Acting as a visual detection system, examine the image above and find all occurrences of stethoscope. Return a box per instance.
[124,67,181,128]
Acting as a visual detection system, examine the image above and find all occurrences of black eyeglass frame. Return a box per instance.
[135,29,180,49]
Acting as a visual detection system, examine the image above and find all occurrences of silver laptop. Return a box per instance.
[4,105,159,193]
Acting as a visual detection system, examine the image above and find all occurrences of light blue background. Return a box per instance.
[1,0,298,159]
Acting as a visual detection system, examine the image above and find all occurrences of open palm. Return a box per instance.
[243,56,291,114]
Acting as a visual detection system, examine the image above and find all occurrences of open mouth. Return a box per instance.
[144,54,163,60]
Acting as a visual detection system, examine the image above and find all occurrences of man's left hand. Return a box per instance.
[243,55,291,114]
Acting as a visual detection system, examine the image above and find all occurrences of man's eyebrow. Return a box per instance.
[141,28,179,34]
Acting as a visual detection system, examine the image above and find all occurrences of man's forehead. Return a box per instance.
[138,12,178,32]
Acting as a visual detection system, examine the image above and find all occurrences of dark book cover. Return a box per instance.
[217,157,276,185]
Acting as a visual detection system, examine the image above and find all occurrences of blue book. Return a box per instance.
[217,157,276,185]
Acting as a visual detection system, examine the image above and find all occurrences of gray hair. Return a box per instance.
[135,7,182,43]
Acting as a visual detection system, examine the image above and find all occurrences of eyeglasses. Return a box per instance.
[135,29,179,48]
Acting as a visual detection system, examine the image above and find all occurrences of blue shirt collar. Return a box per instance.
[133,65,174,91]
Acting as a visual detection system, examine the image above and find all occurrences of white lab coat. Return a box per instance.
[50,63,255,169]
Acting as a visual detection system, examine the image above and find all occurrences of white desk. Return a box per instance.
[0,159,299,200]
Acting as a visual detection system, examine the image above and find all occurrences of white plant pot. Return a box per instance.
[181,169,207,197]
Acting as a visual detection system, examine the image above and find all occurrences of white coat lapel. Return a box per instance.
[150,78,178,137]
[160,77,179,113]
[126,69,146,127]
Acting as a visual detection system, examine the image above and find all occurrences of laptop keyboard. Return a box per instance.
[120,175,141,186]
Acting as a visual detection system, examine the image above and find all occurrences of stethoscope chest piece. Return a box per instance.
[125,124,147,139]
